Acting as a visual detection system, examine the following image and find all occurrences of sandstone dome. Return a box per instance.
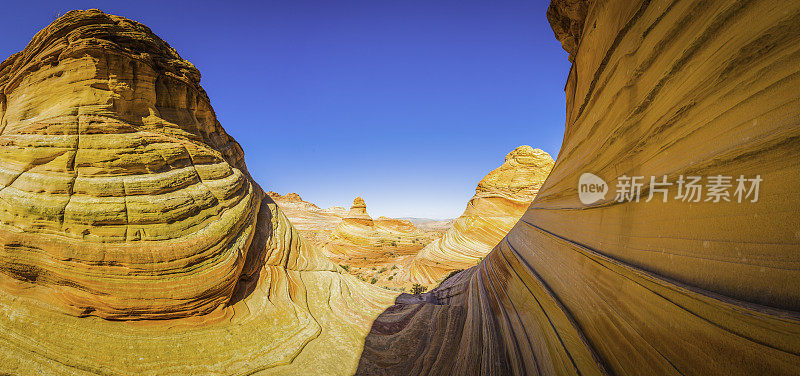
[476,145,555,198]
[0,9,264,319]
[344,196,374,225]
[0,9,393,375]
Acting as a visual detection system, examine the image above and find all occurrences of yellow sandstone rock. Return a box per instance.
[357,0,800,375]
[324,197,428,258]
[402,145,554,285]
[267,191,348,247]
[272,192,450,290]
[0,10,393,375]
[323,197,437,289]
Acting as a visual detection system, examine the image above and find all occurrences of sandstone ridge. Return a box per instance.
[402,145,554,285]
[267,191,348,247]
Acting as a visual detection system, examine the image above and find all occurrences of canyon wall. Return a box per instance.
[357,0,800,375]
[0,10,393,375]
[403,145,554,285]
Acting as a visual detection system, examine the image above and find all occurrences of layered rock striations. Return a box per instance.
[325,197,435,289]
[0,10,393,375]
[358,0,800,375]
[342,196,374,225]
[267,191,348,247]
[403,145,554,285]
[325,197,428,257]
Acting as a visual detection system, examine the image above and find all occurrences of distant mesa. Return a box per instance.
[267,191,313,205]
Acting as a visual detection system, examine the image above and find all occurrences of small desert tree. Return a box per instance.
[411,283,427,295]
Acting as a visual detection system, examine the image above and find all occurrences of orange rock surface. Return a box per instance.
[402,145,554,285]
[267,191,348,247]
[0,10,393,375]
[357,0,800,375]
[324,197,435,289]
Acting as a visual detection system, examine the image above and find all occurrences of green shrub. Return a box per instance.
[411,283,427,295]
[370,278,378,284]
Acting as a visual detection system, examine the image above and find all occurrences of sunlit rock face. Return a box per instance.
[345,196,373,224]
[0,7,258,320]
[0,10,394,375]
[357,0,800,375]
[403,145,554,285]
[267,191,348,247]
[325,197,428,259]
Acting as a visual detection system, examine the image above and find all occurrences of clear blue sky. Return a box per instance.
[2,0,569,219]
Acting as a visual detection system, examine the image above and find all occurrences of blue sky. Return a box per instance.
[2,0,569,219]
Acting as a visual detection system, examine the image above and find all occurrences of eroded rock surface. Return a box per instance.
[357,0,800,375]
[0,10,393,375]
[325,197,435,289]
[267,191,348,247]
[402,145,554,285]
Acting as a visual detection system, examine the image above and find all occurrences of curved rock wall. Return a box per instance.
[357,0,800,375]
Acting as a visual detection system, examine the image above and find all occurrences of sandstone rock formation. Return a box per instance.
[267,191,348,247]
[325,197,436,289]
[326,197,427,254]
[402,145,554,285]
[357,0,800,375]
[0,10,394,375]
